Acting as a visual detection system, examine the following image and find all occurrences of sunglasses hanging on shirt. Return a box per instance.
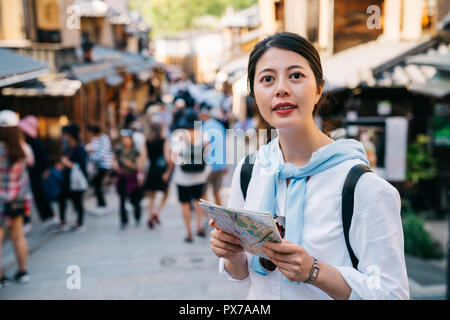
[259,218,285,272]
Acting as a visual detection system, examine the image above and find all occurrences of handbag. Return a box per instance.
[3,161,27,218]
[70,162,88,191]
[4,199,26,218]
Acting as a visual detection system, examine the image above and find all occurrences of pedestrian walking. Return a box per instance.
[113,129,144,230]
[209,32,409,300]
[19,115,54,224]
[171,109,211,243]
[170,98,187,133]
[124,101,138,129]
[0,110,32,287]
[144,121,172,229]
[86,124,113,215]
[198,104,228,206]
[58,123,88,233]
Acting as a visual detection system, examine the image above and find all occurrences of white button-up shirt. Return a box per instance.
[219,137,409,300]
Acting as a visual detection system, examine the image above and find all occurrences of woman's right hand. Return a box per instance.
[209,220,245,262]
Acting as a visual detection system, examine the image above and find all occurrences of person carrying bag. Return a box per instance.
[0,110,32,287]
[58,123,88,233]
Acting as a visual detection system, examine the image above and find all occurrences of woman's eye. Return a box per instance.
[290,72,303,79]
[262,76,273,83]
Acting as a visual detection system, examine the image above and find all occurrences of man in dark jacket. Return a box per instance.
[19,116,54,222]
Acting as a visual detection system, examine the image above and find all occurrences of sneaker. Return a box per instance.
[52,223,70,233]
[89,207,107,216]
[184,236,194,243]
[0,276,10,288]
[196,230,206,238]
[51,216,60,225]
[72,225,87,233]
[14,271,30,284]
[125,202,133,212]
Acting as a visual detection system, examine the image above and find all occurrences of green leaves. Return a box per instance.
[129,0,258,36]
[402,213,444,259]
[406,134,437,185]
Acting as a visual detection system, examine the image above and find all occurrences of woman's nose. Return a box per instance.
[275,79,290,97]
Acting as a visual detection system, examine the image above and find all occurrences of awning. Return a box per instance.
[75,0,110,18]
[407,70,450,99]
[371,39,450,92]
[220,5,259,28]
[122,52,156,77]
[70,62,116,83]
[1,74,81,97]
[377,42,450,98]
[406,52,450,71]
[106,73,124,87]
[0,48,49,87]
[322,37,432,91]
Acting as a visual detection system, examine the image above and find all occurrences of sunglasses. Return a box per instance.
[260,218,285,272]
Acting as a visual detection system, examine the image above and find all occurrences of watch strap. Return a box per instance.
[305,257,319,283]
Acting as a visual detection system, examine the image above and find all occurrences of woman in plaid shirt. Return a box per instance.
[0,110,33,287]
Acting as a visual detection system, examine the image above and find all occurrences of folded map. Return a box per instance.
[199,199,282,259]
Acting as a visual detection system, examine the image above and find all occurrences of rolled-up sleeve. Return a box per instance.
[218,257,251,287]
[335,182,410,300]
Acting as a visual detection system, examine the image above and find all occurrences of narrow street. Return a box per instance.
[0,171,247,299]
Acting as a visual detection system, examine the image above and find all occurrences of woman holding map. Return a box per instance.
[209,32,409,299]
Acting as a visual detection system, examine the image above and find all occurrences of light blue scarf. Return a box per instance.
[249,137,369,283]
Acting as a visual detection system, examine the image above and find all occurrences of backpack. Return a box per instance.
[43,168,64,201]
[240,152,371,269]
[180,144,206,173]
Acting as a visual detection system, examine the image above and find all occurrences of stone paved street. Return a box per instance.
[0,175,249,299]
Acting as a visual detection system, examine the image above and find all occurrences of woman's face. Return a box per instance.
[122,136,133,148]
[253,47,323,131]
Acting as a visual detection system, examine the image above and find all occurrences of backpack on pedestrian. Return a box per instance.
[43,167,63,201]
[180,143,206,173]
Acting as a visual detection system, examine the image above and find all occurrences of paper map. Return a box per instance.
[199,199,282,259]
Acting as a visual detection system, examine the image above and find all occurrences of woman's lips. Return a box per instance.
[273,103,297,115]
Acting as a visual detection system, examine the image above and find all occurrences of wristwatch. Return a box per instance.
[304,257,320,283]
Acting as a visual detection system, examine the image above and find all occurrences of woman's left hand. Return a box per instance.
[261,240,315,283]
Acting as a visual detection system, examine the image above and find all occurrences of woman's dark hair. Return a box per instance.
[87,123,101,134]
[62,123,81,142]
[247,32,326,131]
[0,127,26,165]
[148,121,163,142]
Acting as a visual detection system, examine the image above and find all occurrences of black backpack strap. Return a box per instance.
[240,152,256,201]
[342,164,372,269]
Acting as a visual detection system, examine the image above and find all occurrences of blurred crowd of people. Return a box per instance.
[0,78,253,288]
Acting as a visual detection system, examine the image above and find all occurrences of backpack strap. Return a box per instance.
[341,164,372,269]
[240,152,256,201]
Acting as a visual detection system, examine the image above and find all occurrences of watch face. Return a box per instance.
[312,268,319,278]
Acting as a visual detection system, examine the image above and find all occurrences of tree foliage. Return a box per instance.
[129,0,258,36]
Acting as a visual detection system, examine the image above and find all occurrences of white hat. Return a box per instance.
[0,110,19,127]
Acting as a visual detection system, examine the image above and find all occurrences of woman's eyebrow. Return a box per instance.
[287,65,306,71]
[258,65,306,75]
